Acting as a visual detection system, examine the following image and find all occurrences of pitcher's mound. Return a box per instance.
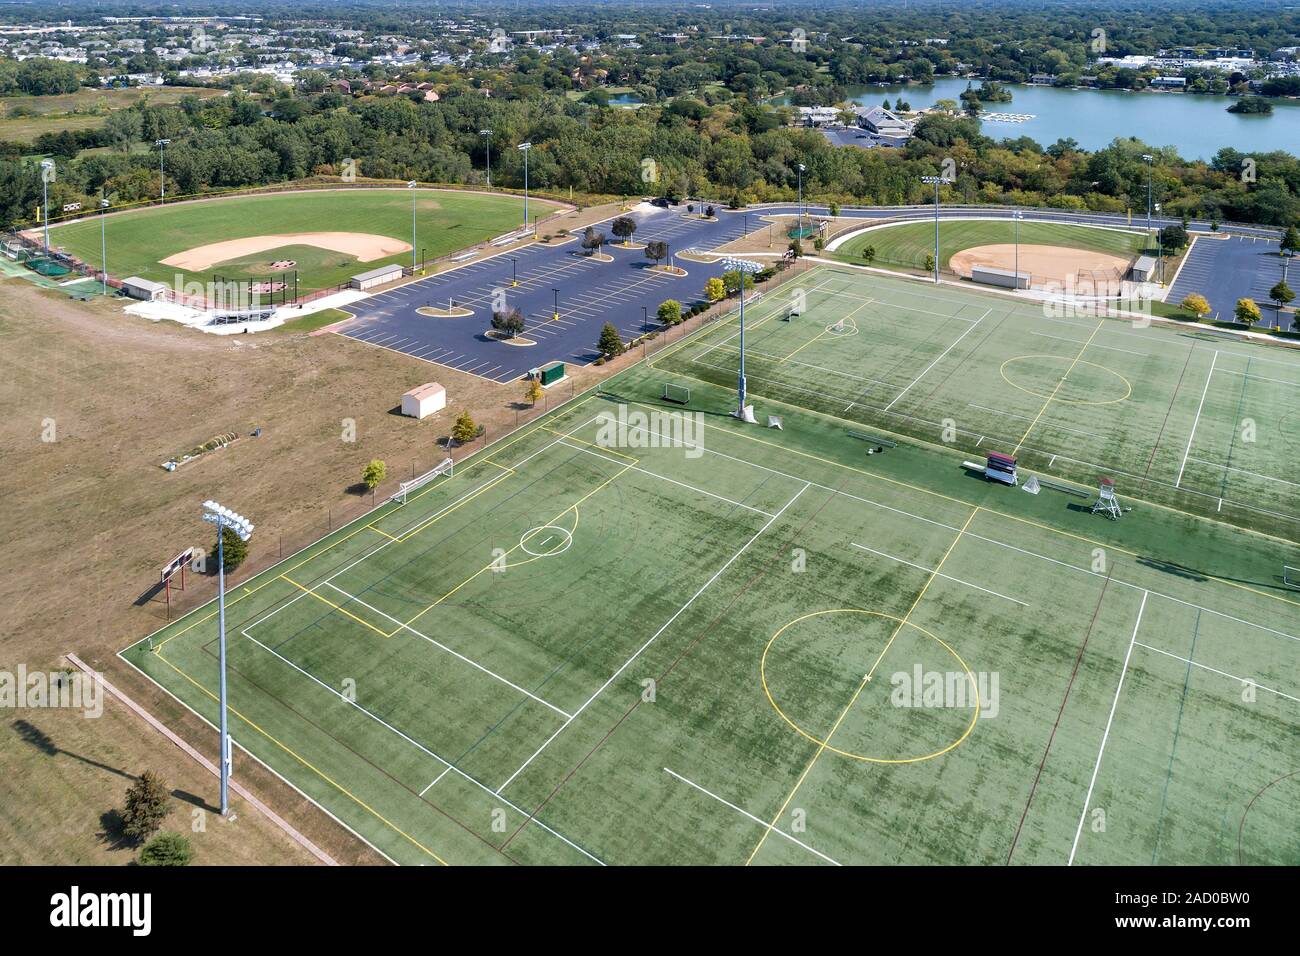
[950,243,1133,289]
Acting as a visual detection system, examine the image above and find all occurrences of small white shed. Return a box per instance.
[122,276,169,301]
[350,263,404,290]
[401,382,446,420]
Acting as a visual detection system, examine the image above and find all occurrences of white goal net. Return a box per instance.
[391,457,453,505]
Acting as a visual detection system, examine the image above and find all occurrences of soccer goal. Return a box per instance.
[1284,565,1300,590]
[662,383,691,405]
[391,457,453,505]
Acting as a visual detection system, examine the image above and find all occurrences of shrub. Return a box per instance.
[139,832,193,866]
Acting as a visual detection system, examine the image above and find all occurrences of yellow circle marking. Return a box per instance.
[761,608,979,764]
[999,354,1132,406]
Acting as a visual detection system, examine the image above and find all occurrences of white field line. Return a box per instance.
[244,422,595,637]
[1210,366,1300,389]
[850,542,1028,606]
[321,582,573,718]
[1029,330,1152,358]
[663,768,840,865]
[884,309,988,411]
[556,438,775,517]
[1069,589,1148,866]
[1176,350,1219,487]
[962,528,1300,646]
[1134,642,1299,703]
[1186,457,1300,491]
[619,402,1300,648]
[239,630,604,865]
[696,278,834,362]
[496,482,810,794]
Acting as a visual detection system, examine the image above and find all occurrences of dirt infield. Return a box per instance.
[160,232,412,271]
[949,243,1134,288]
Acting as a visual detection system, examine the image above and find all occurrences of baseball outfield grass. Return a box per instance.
[49,188,554,296]
[834,219,1149,270]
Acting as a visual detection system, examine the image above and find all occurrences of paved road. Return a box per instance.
[1167,234,1291,329]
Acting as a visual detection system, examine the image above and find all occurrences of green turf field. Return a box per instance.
[658,265,1300,539]
[48,188,549,296]
[122,290,1300,863]
[833,219,1149,271]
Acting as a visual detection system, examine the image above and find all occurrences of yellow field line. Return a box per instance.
[281,574,392,639]
[395,472,512,543]
[393,460,637,636]
[367,525,400,541]
[744,508,979,866]
[1011,319,1105,455]
[153,651,449,865]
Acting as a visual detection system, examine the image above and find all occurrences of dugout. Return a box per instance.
[971,264,1030,290]
[122,276,169,301]
[350,263,404,291]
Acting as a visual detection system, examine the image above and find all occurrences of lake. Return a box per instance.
[778,77,1300,160]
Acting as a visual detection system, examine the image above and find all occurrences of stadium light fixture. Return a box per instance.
[155,139,171,202]
[480,129,493,187]
[518,142,532,231]
[921,175,951,285]
[722,256,764,416]
[200,500,254,818]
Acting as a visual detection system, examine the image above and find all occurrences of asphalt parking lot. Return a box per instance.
[334,204,755,382]
[1167,234,1291,328]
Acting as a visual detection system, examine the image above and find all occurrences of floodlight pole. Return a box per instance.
[40,160,53,253]
[1143,154,1154,251]
[723,257,760,415]
[1014,211,1022,289]
[518,142,532,232]
[921,175,948,284]
[100,194,109,295]
[201,501,252,817]
[155,139,170,203]
[215,518,229,814]
[480,129,493,187]
[796,163,805,224]
[408,181,418,271]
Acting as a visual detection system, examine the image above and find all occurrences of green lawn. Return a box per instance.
[834,219,1149,271]
[49,188,553,296]
[122,272,1300,865]
[0,86,225,144]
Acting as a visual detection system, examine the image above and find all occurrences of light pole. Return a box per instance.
[480,129,493,187]
[509,256,518,287]
[100,193,110,295]
[1014,211,1023,290]
[722,256,763,417]
[642,305,649,332]
[518,142,532,231]
[921,175,950,285]
[155,138,171,202]
[39,159,54,253]
[552,287,559,321]
[408,180,418,271]
[796,162,806,228]
[200,500,253,817]
[1142,153,1154,252]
